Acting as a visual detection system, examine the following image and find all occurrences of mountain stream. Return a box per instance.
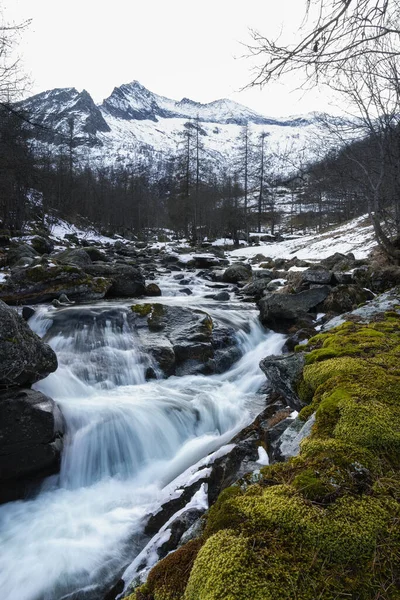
[0,273,286,600]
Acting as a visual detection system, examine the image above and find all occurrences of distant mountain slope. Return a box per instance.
[17,80,339,173]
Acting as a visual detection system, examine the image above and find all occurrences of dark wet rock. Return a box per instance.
[370,265,400,293]
[322,286,400,330]
[55,248,92,267]
[320,252,356,271]
[148,343,176,377]
[145,480,208,536]
[284,329,313,352]
[0,264,112,304]
[162,255,179,264]
[0,388,64,504]
[0,300,57,386]
[260,353,306,411]
[267,280,285,292]
[7,243,37,266]
[222,263,252,283]
[319,285,374,314]
[31,236,55,255]
[58,293,73,304]
[103,580,124,600]
[212,291,230,301]
[22,306,36,321]
[180,287,192,295]
[82,246,109,262]
[83,263,145,297]
[157,509,203,560]
[258,286,331,329]
[301,269,333,285]
[146,283,162,297]
[0,230,10,247]
[131,304,238,377]
[64,233,80,245]
[240,277,273,301]
[333,271,354,285]
[192,255,225,269]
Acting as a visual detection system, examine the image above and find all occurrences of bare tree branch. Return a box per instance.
[246,0,400,88]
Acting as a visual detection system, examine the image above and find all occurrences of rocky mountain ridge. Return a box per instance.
[17,80,337,172]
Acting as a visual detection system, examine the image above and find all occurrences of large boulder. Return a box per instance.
[240,277,274,301]
[258,286,331,328]
[0,264,112,304]
[0,388,64,504]
[83,263,146,297]
[31,236,55,255]
[319,284,374,314]
[0,300,57,386]
[300,268,333,285]
[55,248,93,267]
[7,243,37,266]
[222,263,252,283]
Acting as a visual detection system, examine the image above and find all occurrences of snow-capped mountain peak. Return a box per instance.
[16,79,339,173]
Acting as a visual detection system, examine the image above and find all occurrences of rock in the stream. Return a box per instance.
[0,388,64,504]
[130,303,239,377]
[83,263,146,297]
[145,283,162,296]
[0,299,57,386]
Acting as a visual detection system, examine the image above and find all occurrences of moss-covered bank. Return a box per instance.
[124,312,400,600]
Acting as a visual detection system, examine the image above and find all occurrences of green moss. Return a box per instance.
[23,264,82,283]
[204,486,244,538]
[184,488,399,600]
[292,469,333,501]
[131,303,153,317]
[134,539,203,600]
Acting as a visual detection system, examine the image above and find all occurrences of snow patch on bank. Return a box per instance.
[228,215,376,262]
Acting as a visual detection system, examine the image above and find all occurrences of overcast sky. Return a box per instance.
[3,0,342,117]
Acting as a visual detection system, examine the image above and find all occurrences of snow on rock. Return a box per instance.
[256,446,269,466]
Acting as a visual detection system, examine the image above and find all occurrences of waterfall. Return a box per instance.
[0,295,285,600]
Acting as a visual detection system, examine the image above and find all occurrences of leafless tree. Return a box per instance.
[0,6,30,102]
[247,0,400,88]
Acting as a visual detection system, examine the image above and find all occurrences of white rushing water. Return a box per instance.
[0,284,285,600]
